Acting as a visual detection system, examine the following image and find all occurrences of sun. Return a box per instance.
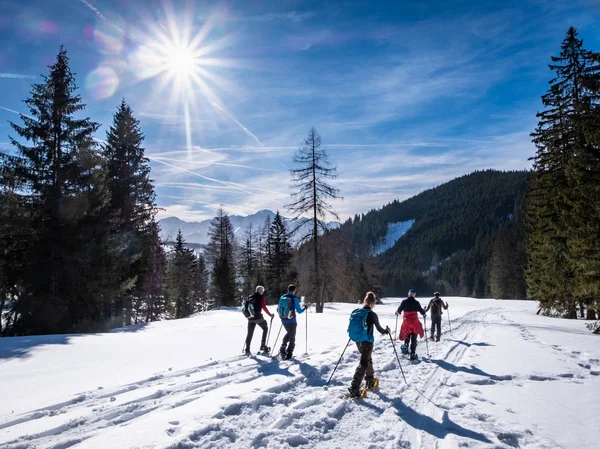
[166,46,197,79]
[125,4,234,158]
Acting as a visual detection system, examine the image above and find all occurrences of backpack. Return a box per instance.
[348,308,373,343]
[431,298,443,315]
[277,294,295,320]
[242,294,256,319]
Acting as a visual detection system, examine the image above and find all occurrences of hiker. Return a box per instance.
[396,288,426,360]
[425,292,448,342]
[244,285,274,355]
[277,284,307,360]
[347,292,390,398]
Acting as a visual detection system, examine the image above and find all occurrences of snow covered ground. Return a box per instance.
[1,297,599,449]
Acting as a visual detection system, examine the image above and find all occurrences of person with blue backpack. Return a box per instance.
[347,292,390,398]
[277,284,307,360]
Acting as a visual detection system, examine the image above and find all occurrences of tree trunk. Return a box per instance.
[586,308,597,320]
[579,300,585,318]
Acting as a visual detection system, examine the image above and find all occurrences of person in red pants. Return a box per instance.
[396,288,426,360]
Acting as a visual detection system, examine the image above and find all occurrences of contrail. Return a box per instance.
[210,101,263,146]
[77,0,124,33]
[0,105,33,119]
[0,73,35,79]
[146,155,256,196]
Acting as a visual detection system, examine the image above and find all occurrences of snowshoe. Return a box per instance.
[400,344,409,355]
[435,338,440,342]
[364,378,379,391]
[244,349,251,356]
[429,336,435,341]
[345,388,367,400]
[258,346,271,355]
[410,353,418,361]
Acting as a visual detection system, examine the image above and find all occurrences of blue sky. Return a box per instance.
[1,0,599,222]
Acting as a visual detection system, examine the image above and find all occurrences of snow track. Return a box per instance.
[2,300,598,449]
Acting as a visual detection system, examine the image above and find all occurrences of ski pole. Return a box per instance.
[325,339,351,387]
[388,332,407,385]
[271,323,283,356]
[266,315,274,347]
[423,314,430,356]
[303,308,308,356]
[394,314,399,345]
[446,306,452,333]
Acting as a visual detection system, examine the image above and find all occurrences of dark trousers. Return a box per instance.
[280,322,297,356]
[430,314,442,339]
[404,333,418,354]
[245,318,268,350]
[351,341,374,391]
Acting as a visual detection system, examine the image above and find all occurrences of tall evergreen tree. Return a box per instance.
[526,27,600,318]
[165,230,195,318]
[265,211,293,302]
[287,128,340,313]
[0,47,114,334]
[207,208,237,307]
[193,254,211,312]
[138,220,166,322]
[240,224,258,297]
[103,99,158,327]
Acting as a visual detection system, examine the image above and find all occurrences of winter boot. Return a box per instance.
[435,337,440,342]
[347,387,363,399]
[244,348,251,356]
[400,344,409,355]
[410,352,418,361]
[260,344,270,354]
[365,378,379,391]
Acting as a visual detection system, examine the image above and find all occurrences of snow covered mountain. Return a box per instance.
[158,210,340,245]
[1,298,598,448]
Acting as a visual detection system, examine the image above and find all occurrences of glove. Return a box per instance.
[385,326,390,334]
[446,303,449,308]
[303,304,309,310]
[395,311,399,316]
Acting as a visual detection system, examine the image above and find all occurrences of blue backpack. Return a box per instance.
[348,308,373,342]
[278,294,295,320]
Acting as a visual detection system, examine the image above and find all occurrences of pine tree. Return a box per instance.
[526,27,600,318]
[287,128,340,313]
[207,208,238,307]
[240,224,258,297]
[165,230,195,318]
[103,99,158,327]
[193,254,211,312]
[265,211,293,302]
[0,46,115,334]
[138,220,166,322]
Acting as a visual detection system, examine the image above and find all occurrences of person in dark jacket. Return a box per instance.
[277,284,307,360]
[348,292,390,398]
[244,285,274,355]
[396,288,426,360]
[425,292,448,342]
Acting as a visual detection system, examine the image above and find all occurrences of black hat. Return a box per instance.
[434,292,440,296]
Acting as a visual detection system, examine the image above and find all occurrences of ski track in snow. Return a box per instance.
[2,306,598,449]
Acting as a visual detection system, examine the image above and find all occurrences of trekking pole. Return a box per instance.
[271,323,283,356]
[422,315,430,357]
[266,315,274,347]
[303,307,309,357]
[446,306,452,333]
[394,314,399,345]
[325,339,351,387]
[388,332,407,384]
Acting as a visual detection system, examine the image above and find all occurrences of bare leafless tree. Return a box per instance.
[286,128,340,313]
